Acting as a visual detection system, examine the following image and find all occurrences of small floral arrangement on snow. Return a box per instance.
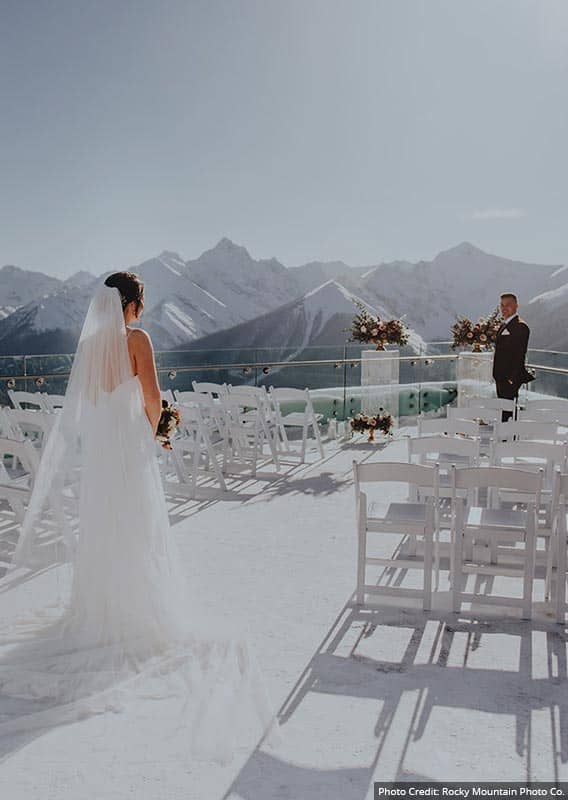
[350,411,393,442]
[349,301,409,351]
[451,308,502,352]
[156,400,181,449]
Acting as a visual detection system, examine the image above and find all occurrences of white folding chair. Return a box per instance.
[465,397,516,414]
[0,437,40,522]
[409,434,480,482]
[2,408,56,451]
[8,389,48,411]
[174,390,196,405]
[450,465,543,619]
[0,408,22,440]
[448,406,500,424]
[490,440,567,491]
[221,392,280,476]
[41,393,66,412]
[269,387,324,462]
[352,461,439,611]
[524,398,568,415]
[176,391,227,440]
[498,420,559,444]
[409,435,480,587]
[228,386,280,456]
[168,400,227,497]
[519,408,568,431]
[491,440,568,596]
[447,406,498,456]
[191,381,229,398]
[417,415,480,439]
[551,472,568,622]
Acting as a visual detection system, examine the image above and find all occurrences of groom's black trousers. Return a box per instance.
[495,380,518,422]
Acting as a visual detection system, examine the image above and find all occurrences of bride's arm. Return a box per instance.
[129,329,162,434]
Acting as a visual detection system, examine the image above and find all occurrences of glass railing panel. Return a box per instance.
[23,354,74,398]
[527,349,568,371]
[0,355,26,377]
[158,348,258,369]
[424,340,454,357]
[526,366,568,401]
[6,344,568,418]
[254,345,347,365]
[0,355,66,405]
[343,349,458,421]
[257,362,343,421]
[157,365,259,393]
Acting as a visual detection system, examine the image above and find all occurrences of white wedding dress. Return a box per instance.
[0,284,280,764]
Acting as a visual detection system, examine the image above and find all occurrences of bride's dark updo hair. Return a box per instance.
[104,271,144,315]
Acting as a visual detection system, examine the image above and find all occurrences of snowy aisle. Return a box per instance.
[2,435,568,798]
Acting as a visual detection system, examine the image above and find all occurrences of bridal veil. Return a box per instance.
[1,281,280,764]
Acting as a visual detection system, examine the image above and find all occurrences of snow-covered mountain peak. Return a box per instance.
[204,237,252,261]
[435,241,487,260]
[156,251,186,276]
[299,280,390,333]
[158,250,185,267]
[361,259,415,280]
[300,278,368,305]
[64,270,98,289]
[303,279,346,300]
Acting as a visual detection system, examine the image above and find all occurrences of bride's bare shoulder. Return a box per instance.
[127,328,154,350]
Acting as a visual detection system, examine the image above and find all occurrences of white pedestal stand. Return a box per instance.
[361,349,400,417]
[457,350,494,407]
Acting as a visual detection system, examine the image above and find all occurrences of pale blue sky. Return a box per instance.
[1,0,567,278]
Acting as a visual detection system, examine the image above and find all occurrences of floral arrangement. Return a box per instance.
[156,400,181,449]
[350,301,409,351]
[350,411,393,442]
[451,308,502,352]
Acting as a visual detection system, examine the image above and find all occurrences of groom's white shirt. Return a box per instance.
[500,313,517,334]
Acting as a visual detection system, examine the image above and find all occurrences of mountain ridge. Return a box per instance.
[0,238,564,354]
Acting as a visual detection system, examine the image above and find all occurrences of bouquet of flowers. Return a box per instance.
[350,301,409,351]
[156,400,181,449]
[451,308,502,352]
[350,411,393,442]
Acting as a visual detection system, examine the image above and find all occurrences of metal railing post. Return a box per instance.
[342,342,348,421]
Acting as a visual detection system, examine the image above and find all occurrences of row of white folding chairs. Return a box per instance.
[191,381,324,462]
[464,394,568,429]
[176,384,281,481]
[157,382,323,495]
[420,412,565,447]
[2,391,64,454]
[8,389,65,412]
[352,459,568,620]
[179,382,323,468]
[410,433,568,589]
[410,433,568,494]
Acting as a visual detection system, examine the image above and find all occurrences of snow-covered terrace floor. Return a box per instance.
[3,430,568,798]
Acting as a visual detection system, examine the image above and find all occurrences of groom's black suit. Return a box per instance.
[492,314,531,421]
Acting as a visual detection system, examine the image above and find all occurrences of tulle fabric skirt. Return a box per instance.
[0,376,280,763]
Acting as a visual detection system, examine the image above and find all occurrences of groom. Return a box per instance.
[492,292,531,422]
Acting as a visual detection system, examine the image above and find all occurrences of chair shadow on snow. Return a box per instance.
[224,597,568,800]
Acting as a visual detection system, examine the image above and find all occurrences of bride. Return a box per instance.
[1,273,280,763]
